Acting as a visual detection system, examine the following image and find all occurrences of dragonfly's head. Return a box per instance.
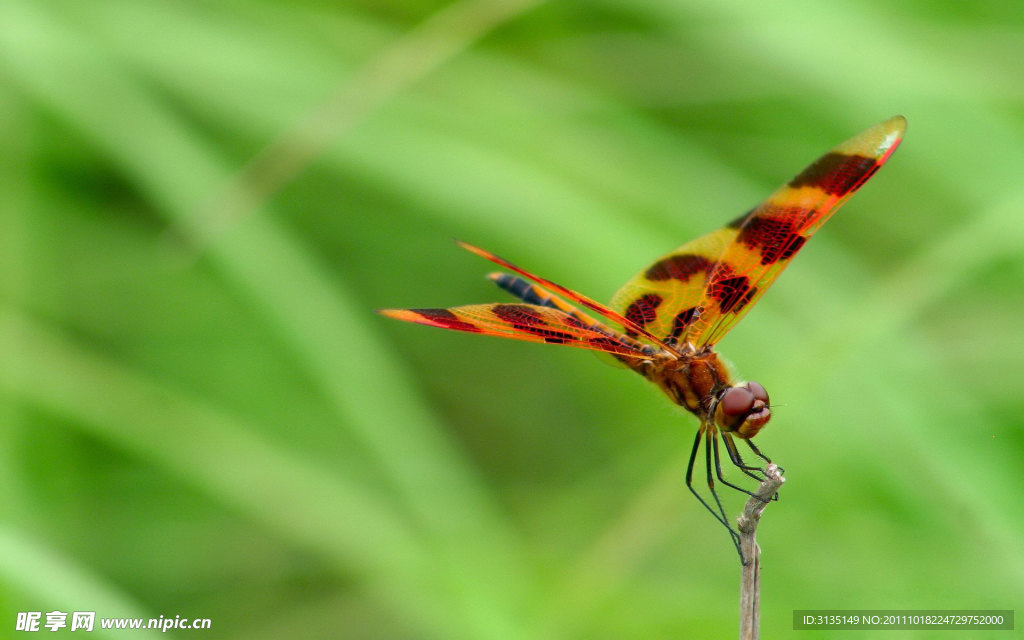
[713,381,771,438]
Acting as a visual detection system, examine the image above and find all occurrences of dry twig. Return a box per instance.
[737,463,785,640]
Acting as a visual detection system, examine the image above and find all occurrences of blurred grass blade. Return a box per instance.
[0,525,164,639]
[0,3,535,637]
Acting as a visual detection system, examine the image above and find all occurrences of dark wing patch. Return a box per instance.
[684,116,906,347]
[736,213,809,265]
[624,293,663,334]
[379,304,656,359]
[645,254,713,282]
[788,152,879,196]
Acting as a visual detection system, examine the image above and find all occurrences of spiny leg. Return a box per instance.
[711,431,763,499]
[685,425,741,554]
[732,435,780,501]
[685,426,730,529]
[704,427,742,559]
[721,432,768,482]
[719,433,773,503]
[745,438,783,473]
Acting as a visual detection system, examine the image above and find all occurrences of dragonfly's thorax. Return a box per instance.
[635,348,771,439]
[639,349,729,414]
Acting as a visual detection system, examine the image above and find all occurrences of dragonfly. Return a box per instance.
[380,116,905,556]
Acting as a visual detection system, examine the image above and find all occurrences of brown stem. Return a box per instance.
[737,463,785,640]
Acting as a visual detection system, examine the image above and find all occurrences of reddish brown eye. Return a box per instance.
[747,381,769,405]
[720,387,755,417]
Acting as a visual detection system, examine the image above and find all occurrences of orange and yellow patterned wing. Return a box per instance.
[378,304,653,360]
[458,241,677,354]
[611,116,906,348]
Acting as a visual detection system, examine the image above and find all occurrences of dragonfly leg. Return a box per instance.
[685,424,741,559]
[734,437,781,501]
[745,439,783,474]
[713,432,767,502]
[721,432,768,481]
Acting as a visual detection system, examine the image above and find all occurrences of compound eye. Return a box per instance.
[720,387,755,418]
[746,381,769,405]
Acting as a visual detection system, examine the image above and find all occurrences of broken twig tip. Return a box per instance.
[738,462,785,640]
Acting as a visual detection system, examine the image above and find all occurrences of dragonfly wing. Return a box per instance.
[610,227,732,346]
[612,116,905,348]
[379,303,654,360]
[458,241,677,354]
[689,115,905,347]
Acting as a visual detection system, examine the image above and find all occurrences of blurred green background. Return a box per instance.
[1,0,1022,638]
